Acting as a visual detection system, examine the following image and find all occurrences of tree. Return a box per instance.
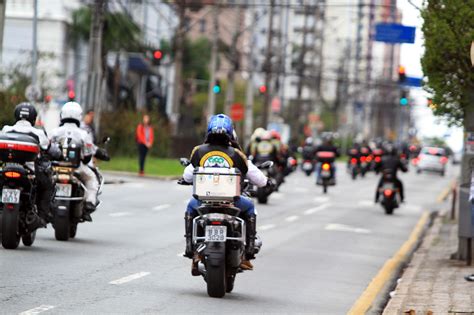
[421,0,474,126]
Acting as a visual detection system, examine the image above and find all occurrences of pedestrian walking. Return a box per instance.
[136,114,154,176]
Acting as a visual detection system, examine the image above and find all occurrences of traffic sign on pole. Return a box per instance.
[375,23,416,44]
[230,103,244,121]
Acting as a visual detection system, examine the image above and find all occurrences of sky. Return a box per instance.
[398,0,464,151]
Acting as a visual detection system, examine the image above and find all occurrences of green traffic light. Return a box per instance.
[213,85,221,94]
[400,97,408,106]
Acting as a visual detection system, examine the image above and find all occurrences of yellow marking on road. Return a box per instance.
[436,179,456,203]
[347,211,430,315]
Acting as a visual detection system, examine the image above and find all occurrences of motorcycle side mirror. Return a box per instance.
[259,161,274,169]
[102,136,111,144]
[180,158,191,167]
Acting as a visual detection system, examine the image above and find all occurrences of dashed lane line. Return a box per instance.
[152,204,171,211]
[109,212,132,217]
[19,305,55,315]
[304,203,331,215]
[285,215,300,223]
[259,224,276,231]
[109,272,151,285]
[325,223,371,234]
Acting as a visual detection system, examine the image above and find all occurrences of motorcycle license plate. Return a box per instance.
[321,170,331,177]
[56,184,72,197]
[383,183,395,190]
[303,162,313,170]
[205,226,227,242]
[1,188,20,204]
[361,162,367,167]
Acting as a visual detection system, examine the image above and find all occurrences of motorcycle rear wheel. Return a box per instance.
[207,263,226,298]
[1,205,20,249]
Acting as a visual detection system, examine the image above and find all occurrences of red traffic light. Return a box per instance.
[153,50,163,60]
[259,85,267,94]
[68,90,75,100]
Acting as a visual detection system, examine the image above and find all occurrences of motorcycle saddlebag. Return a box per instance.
[0,132,40,163]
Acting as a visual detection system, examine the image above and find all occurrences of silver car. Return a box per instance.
[415,147,448,176]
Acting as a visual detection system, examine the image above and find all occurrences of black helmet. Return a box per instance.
[14,102,37,126]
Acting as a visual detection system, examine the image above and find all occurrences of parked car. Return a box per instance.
[414,147,448,176]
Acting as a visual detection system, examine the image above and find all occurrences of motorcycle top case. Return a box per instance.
[0,132,40,163]
[316,151,336,163]
[193,167,241,201]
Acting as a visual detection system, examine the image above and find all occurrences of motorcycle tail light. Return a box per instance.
[367,156,373,162]
[360,156,366,162]
[211,221,222,225]
[58,174,70,183]
[384,189,393,197]
[322,163,330,171]
[351,158,357,164]
[4,171,21,178]
[375,156,381,163]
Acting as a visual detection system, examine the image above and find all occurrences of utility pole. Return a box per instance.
[138,0,149,110]
[31,0,38,86]
[224,6,242,116]
[261,0,275,128]
[292,1,309,138]
[244,7,257,148]
[207,4,219,119]
[171,1,185,135]
[0,0,6,64]
[352,0,363,136]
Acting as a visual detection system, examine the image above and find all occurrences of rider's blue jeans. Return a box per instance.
[186,196,256,217]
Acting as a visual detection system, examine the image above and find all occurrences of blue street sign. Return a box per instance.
[375,23,416,44]
[403,77,423,87]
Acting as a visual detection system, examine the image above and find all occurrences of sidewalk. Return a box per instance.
[383,213,474,314]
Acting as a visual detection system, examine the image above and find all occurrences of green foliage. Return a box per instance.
[69,7,142,51]
[99,156,182,177]
[421,0,474,126]
[99,110,171,157]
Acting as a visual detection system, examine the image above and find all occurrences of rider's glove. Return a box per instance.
[95,148,111,161]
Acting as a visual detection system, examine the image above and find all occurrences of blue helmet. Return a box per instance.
[207,114,233,138]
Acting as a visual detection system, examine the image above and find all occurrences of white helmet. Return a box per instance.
[61,102,83,125]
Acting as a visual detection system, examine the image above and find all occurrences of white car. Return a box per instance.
[415,147,448,176]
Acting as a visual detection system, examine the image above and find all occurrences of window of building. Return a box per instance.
[199,19,206,33]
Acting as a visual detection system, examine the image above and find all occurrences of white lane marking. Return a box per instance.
[19,305,55,315]
[314,196,330,203]
[152,204,171,211]
[358,200,375,207]
[259,224,276,231]
[109,212,132,217]
[325,223,371,234]
[403,204,421,211]
[109,272,151,285]
[285,215,299,223]
[304,203,331,215]
[272,192,284,199]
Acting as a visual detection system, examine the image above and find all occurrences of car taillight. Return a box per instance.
[375,156,381,163]
[322,163,331,171]
[351,158,357,164]
[440,156,448,164]
[4,171,21,178]
[384,189,393,197]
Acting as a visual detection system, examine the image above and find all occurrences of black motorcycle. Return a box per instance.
[0,132,41,249]
[315,151,336,194]
[178,159,269,298]
[52,137,107,241]
[378,172,400,215]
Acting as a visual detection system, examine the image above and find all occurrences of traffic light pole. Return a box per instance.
[206,4,219,119]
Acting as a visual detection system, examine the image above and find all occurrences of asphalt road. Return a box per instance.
[0,163,457,314]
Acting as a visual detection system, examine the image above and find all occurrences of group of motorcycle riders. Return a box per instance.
[0,105,410,272]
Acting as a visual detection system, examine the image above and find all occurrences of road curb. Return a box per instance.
[102,170,180,181]
[348,179,455,314]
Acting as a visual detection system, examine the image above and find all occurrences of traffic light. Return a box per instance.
[398,66,406,83]
[259,85,267,94]
[212,79,221,94]
[399,90,408,106]
[68,90,75,101]
[152,50,163,65]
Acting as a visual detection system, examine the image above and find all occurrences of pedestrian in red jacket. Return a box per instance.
[136,114,154,176]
